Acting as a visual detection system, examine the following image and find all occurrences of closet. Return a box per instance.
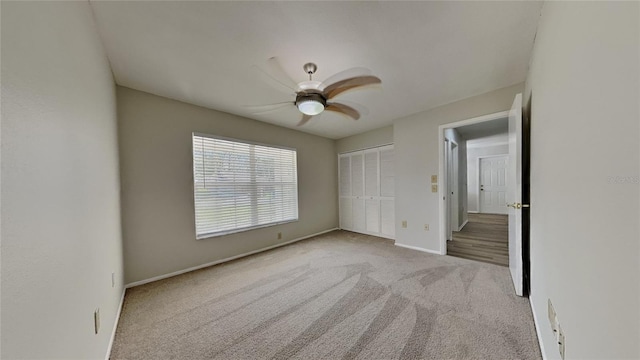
[339,144,395,239]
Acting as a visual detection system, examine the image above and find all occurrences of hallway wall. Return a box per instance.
[524,2,639,358]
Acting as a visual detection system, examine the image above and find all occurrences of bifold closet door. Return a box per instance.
[379,146,395,238]
[364,150,380,233]
[338,145,394,239]
[350,153,366,232]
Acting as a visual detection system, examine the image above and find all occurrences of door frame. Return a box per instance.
[444,138,459,240]
[477,154,509,214]
[438,110,510,255]
[450,141,459,235]
[444,138,451,240]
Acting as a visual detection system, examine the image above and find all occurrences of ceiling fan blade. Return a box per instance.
[331,99,370,116]
[265,56,299,88]
[324,76,382,100]
[252,64,297,95]
[297,114,313,126]
[326,103,360,121]
[320,67,372,90]
[245,101,294,115]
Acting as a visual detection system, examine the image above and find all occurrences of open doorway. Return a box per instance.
[439,95,528,296]
[440,113,510,266]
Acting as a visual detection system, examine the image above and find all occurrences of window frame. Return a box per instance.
[192,132,299,240]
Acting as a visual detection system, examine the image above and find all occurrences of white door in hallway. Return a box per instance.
[479,155,508,214]
[507,93,524,297]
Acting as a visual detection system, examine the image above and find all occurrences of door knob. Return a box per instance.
[507,203,530,209]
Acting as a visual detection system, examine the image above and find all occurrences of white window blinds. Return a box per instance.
[192,133,298,239]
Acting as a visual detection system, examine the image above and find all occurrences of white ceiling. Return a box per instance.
[90,1,542,139]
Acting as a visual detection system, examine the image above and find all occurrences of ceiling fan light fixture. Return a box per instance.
[296,93,326,116]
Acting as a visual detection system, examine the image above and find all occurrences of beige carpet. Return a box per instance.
[111,231,541,359]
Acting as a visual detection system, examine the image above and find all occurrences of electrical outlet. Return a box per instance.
[277,232,282,240]
[431,184,438,193]
[94,308,100,334]
[401,220,407,228]
[548,299,565,359]
[111,272,115,288]
[424,224,429,231]
[431,175,438,183]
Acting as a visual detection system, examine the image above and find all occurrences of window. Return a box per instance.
[192,133,298,239]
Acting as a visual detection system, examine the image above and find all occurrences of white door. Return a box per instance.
[507,93,525,296]
[479,156,508,214]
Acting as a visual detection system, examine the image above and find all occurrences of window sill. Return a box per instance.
[195,219,299,240]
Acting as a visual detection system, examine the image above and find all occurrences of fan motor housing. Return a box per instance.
[295,93,326,108]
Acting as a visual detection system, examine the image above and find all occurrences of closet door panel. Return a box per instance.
[380,199,395,237]
[352,198,366,232]
[351,154,364,197]
[364,151,379,197]
[379,147,395,197]
[340,197,353,230]
[365,199,380,233]
[339,155,351,197]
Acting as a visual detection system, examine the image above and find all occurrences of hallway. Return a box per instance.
[447,213,508,266]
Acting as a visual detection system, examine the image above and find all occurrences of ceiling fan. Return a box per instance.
[251,57,381,126]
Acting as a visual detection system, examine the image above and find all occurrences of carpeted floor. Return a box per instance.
[111,230,541,359]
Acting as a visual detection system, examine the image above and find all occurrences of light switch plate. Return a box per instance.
[401,220,407,228]
[431,175,438,183]
[431,185,438,193]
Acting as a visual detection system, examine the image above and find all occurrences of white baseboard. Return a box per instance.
[105,288,126,360]
[340,228,395,241]
[529,295,548,360]
[125,228,339,288]
[394,242,443,255]
[457,219,468,231]
[467,210,479,214]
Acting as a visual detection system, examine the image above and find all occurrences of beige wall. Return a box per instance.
[336,125,393,154]
[117,87,338,284]
[1,2,124,359]
[524,2,639,358]
[393,83,523,252]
